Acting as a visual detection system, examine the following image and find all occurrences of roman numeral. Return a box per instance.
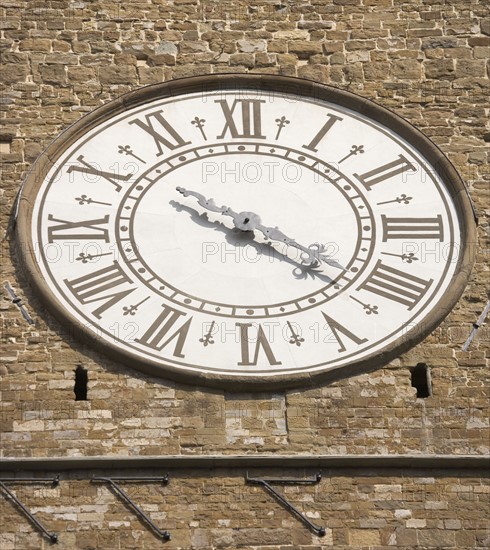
[302,113,343,152]
[354,154,416,190]
[216,99,266,139]
[381,215,444,241]
[322,312,368,353]
[129,110,191,156]
[67,155,133,192]
[357,259,433,310]
[47,214,110,243]
[136,304,192,357]
[64,261,134,319]
[236,323,281,366]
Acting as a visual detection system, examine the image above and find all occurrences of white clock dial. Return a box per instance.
[17,76,475,387]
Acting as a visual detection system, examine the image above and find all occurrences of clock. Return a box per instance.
[16,75,476,388]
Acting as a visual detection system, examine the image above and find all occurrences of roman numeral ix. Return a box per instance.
[47,214,110,243]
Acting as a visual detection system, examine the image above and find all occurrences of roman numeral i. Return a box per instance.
[302,113,343,152]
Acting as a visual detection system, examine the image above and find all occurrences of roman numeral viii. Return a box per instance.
[136,304,192,358]
[64,261,134,319]
[129,110,191,156]
[381,215,444,241]
[354,154,416,190]
[357,260,433,310]
[216,99,266,139]
[47,214,109,243]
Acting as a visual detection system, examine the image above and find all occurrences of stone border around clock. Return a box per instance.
[15,74,477,390]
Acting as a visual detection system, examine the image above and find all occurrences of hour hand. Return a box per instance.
[176,187,246,227]
[176,187,228,215]
[176,187,343,270]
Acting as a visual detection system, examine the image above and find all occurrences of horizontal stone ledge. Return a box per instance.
[0,454,489,473]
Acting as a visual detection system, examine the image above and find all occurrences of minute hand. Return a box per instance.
[253,224,342,268]
[176,187,343,269]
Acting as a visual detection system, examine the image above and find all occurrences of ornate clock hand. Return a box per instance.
[254,223,343,269]
[176,187,344,269]
[176,187,236,216]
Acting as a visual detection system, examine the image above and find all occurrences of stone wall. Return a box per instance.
[1,0,489,548]
[1,469,489,549]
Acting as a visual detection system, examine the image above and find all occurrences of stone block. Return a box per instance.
[275,30,310,40]
[2,64,28,84]
[424,59,456,78]
[455,60,487,77]
[349,529,381,547]
[288,40,323,58]
[237,39,266,53]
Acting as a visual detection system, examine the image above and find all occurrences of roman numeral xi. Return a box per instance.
[129,110,191,156]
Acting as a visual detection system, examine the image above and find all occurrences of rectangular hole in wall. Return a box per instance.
[410,363,432,398]
[74,365,88,401]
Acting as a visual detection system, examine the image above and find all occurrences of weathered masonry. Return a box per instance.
[1,1,489,549]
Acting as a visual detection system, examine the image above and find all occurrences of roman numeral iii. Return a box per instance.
[357,259,433,310]
[381,215,444,241]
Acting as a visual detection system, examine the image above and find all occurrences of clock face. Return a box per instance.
[17,76,475,388]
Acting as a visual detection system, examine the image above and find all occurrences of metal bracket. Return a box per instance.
[92,475,171,541]
[246,471,325,537]
[0,476,60,543]
[3,282,35,325]
[463,300,490,351]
